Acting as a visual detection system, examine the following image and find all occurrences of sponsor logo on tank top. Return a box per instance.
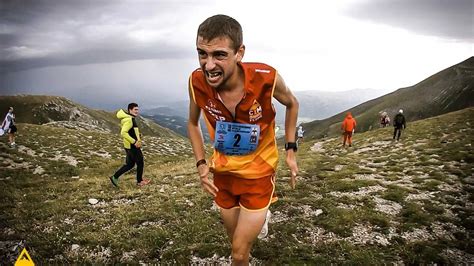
[205,99,225,121]
[249,99,263,122]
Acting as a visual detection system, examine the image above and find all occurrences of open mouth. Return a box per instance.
[206,71,222,82]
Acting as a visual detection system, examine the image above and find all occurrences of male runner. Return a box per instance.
[187,14,299,265]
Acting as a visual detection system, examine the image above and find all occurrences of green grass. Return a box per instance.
[1,107,473,264]
[422,201,445,216]
[381,185,409,203]
[422,180,443,191]
[324,179,379,192]
[400,202,433,230]
[400,242,448,265]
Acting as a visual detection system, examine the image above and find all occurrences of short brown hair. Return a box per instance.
[197,14,243,52]
[128,103,138,112]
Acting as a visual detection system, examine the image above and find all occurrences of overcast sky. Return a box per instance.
[0,0,472,109]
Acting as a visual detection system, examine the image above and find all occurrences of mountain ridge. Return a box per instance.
[0,94,183,139]
[302,57,474,139]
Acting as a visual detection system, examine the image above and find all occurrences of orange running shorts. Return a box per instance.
[213,173,277,211]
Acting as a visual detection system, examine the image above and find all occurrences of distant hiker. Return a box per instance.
[187,15,299,265]
[110,103,150,187]
[380,112,390,127]
[1,107,17,147]
[297,125,305,143]
[393,109,406,141]
[341,112,357,147]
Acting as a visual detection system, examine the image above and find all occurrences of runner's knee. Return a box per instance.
[231,249,249,264]
[232,239,251,260]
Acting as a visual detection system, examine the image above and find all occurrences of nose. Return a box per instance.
[204,57,216,71]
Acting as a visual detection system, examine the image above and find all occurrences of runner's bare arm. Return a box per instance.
[273,73,299,188]
[273,73,299,142]
[188,82,219,196]
[188,86,206,162]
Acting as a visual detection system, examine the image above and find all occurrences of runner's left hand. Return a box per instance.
[285,150,298,189]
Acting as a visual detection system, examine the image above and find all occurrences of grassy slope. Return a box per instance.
[0,108,473,264]
[0,94,181,139]
[303,57,474,139]
[0,95,103,124]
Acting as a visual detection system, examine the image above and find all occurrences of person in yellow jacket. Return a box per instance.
[110,103,150,187]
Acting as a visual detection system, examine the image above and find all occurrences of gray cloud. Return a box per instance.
[344,0,473,41]
[0,0,198,73]
[0,57,196,109]
[1,0,471,112]
[1,41,192,73]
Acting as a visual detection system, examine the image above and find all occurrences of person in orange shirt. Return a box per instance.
[341,112,357,147]
[187,14,299,265]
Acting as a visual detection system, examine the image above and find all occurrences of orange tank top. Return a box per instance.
[190,62,279,179]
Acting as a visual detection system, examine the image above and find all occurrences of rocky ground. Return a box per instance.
[0,108,472,264]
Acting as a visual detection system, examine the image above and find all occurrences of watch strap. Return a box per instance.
[285,142,298,151]
[196,159,207,168]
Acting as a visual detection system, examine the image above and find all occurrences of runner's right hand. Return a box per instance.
[197,164,219,197]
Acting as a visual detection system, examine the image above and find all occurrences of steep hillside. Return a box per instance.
[303,57,474,139]
[0,95,181,139]
[0,108,472,264]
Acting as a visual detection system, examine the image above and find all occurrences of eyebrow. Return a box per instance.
[197,48,229,55]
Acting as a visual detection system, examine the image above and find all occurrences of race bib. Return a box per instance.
[214,121,260,156]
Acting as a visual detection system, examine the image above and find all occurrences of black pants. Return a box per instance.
[114,148,143,183]
[9,124,17,133]
[393,127,402,140]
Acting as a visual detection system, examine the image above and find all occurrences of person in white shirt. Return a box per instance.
[297,125,305,143]
[1,107,17,147]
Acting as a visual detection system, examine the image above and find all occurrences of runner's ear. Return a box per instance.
[236,45,245,62]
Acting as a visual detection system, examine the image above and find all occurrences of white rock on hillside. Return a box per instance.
[88,198,99,205]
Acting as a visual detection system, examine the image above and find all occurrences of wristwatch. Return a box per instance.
[196,159,207,168]
[285,142,298,152]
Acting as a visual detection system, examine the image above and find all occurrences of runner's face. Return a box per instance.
[196,36,243,88]
[129,107,139,116]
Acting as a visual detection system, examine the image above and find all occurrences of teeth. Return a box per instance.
[208,72,221,78]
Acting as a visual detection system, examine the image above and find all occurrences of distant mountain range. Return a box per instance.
[143,105,189,118]
[142,89,389,138]
[0,95,182,139]
[274,88,391,123]
[142,113,188,137]
[302,57,474,139]
[5,56,471,144]
[141,104,210,141]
